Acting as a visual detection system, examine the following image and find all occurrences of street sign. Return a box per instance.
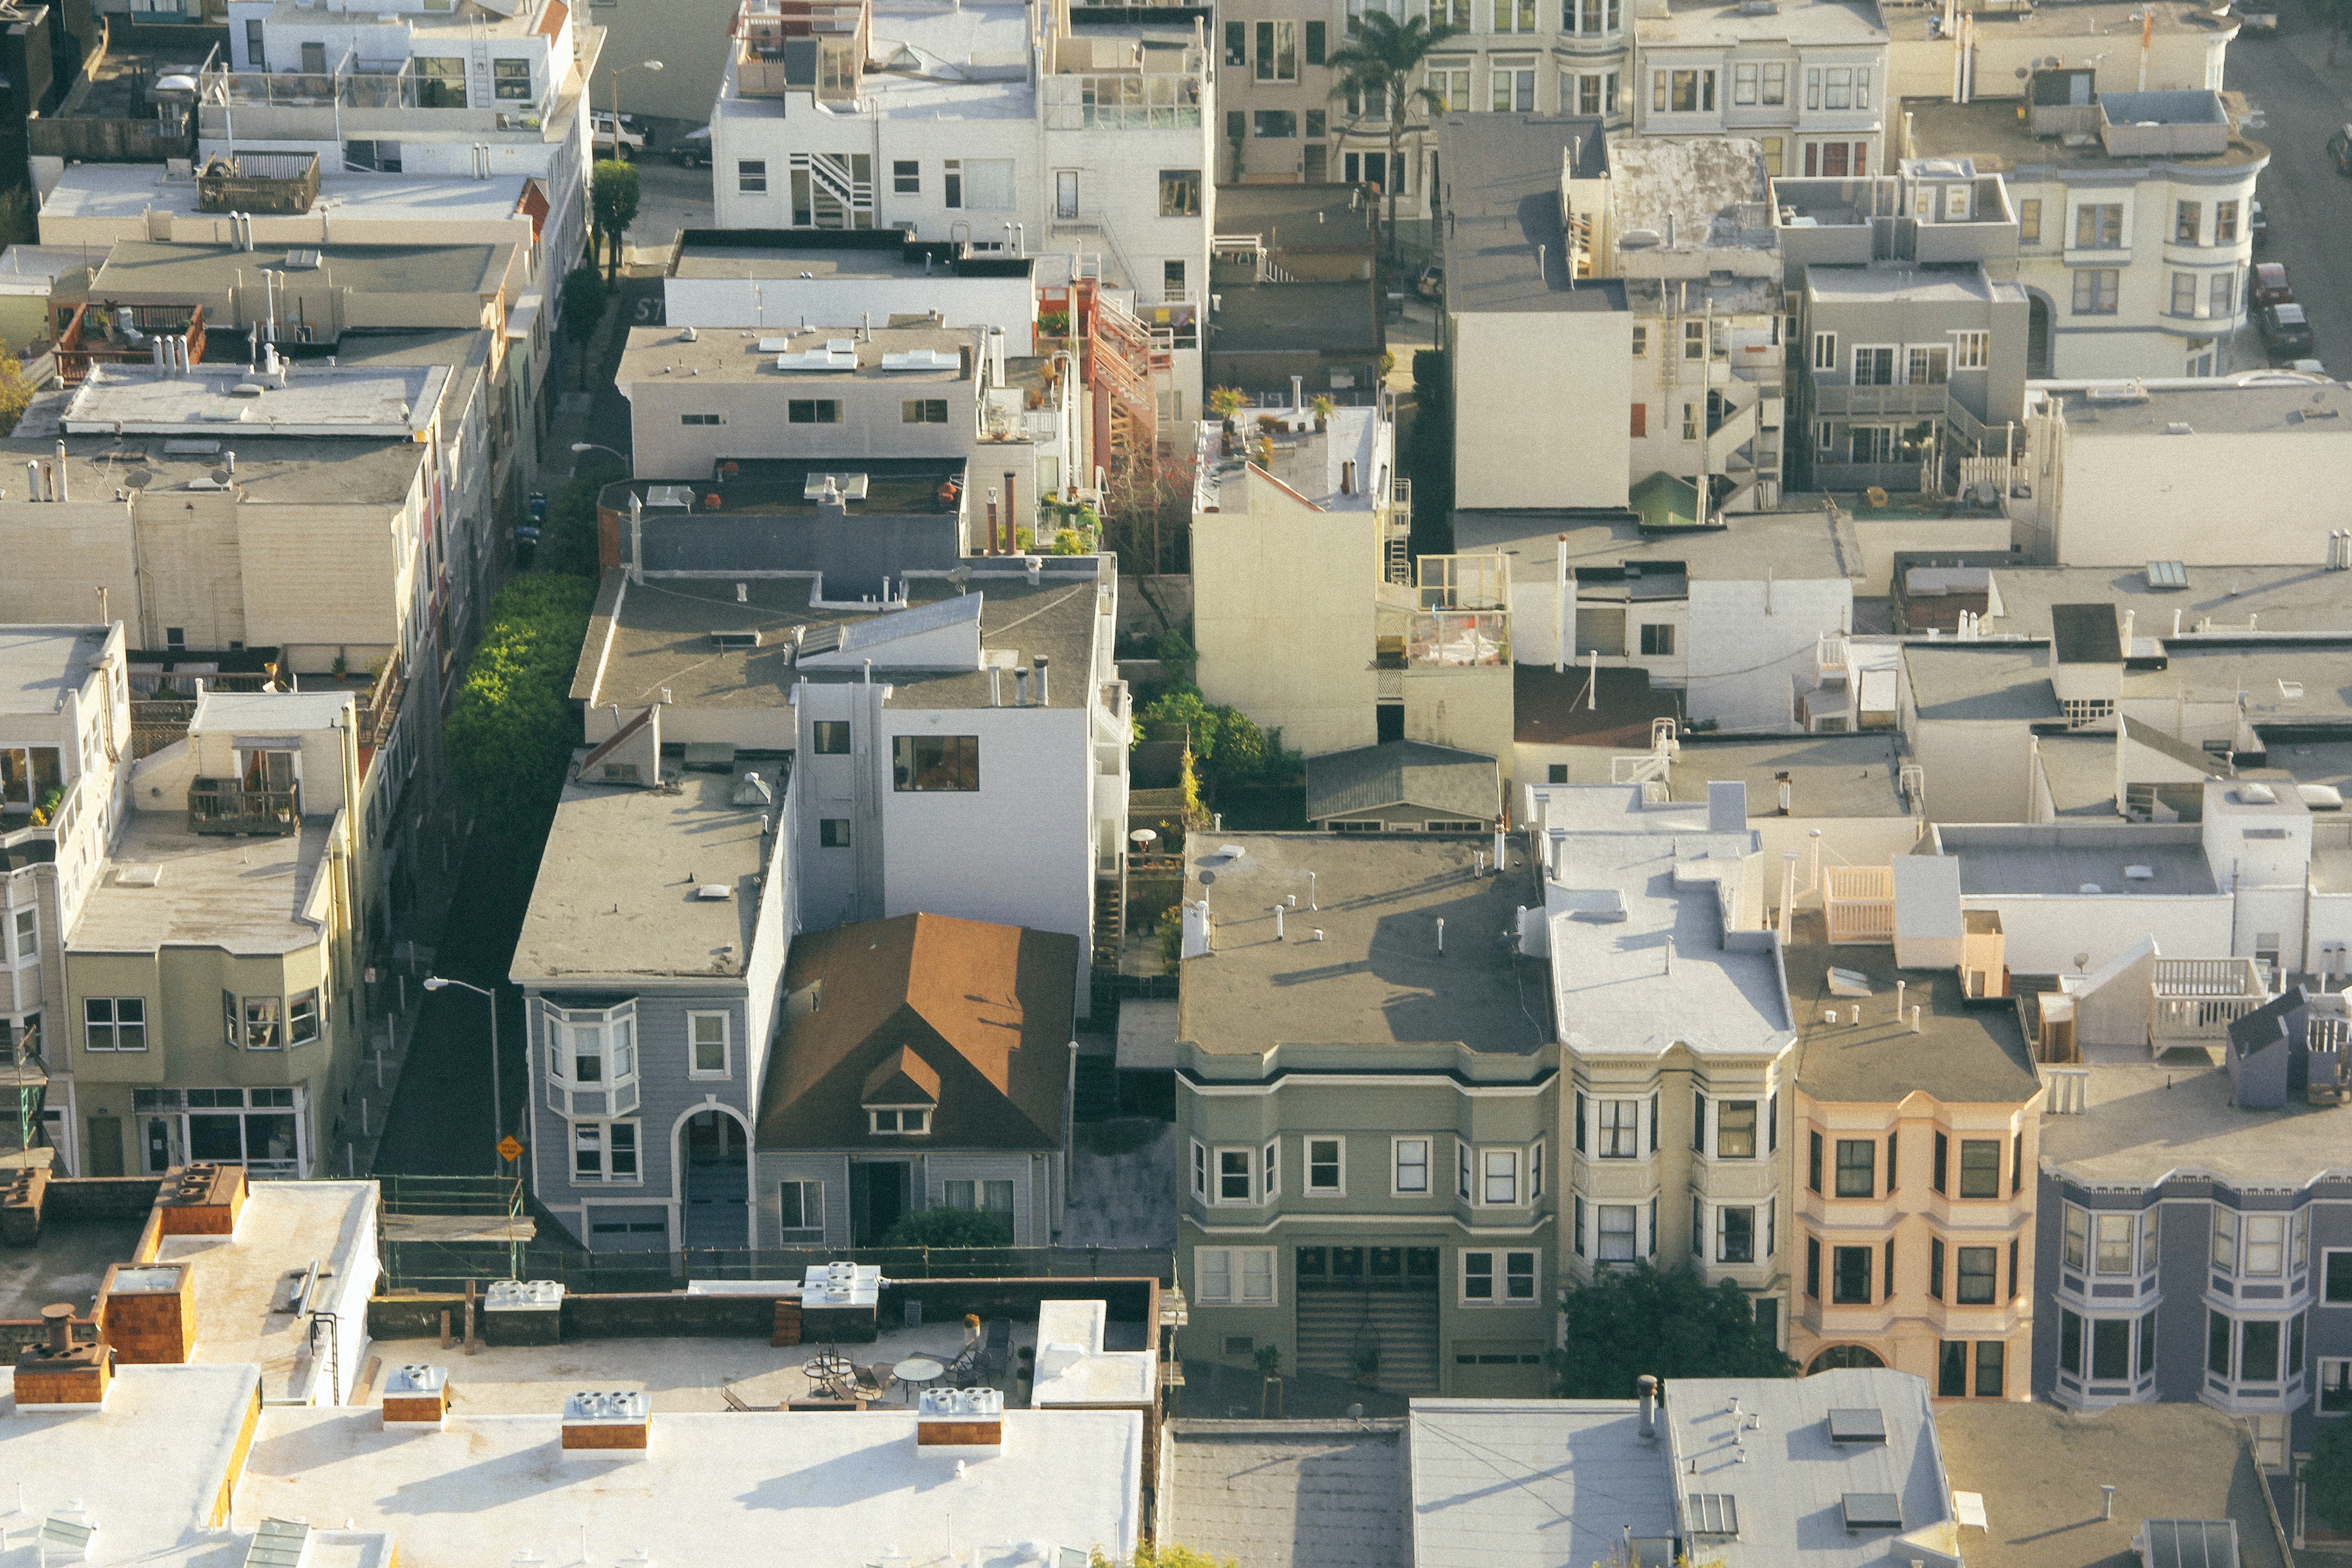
[497,1136,523,1163]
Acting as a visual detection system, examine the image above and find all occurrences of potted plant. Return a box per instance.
[1208,385,1246,431]
[1311,394,1335,433]
[1254,1344,1284,1420]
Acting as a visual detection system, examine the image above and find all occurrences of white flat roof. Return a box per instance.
[59,363,447,438]
[40,165,534,230]
[234,1407,1144,1568]
[160,1182,377,1402]
[0,1363,265,1563]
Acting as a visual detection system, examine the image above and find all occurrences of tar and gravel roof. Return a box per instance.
[1787,931,2042,1105]
[72,811,332,955]
[1434,114,1618,317]
[2039,1046,2352,1188]
[1173,1421,1404,1568]
[85,239,516,302]
[1901,643,2063,722]
[574,562,1110,716]
[1177,834,1549,1059]
[1936,1399,2288,1568]
[617,323,979,384]
[1906,92,2269,171]
[510,762,775,984]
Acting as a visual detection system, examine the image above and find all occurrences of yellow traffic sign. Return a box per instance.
[497,1136,523,1163]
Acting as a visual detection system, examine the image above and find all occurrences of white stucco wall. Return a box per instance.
[2050,428,2352,566]
[1961,892,2233,974]
[1452,308,1632,511]
[1686,577,1850,732]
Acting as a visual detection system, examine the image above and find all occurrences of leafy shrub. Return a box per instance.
[880,1207,1014,1247]
[446,575,598,860]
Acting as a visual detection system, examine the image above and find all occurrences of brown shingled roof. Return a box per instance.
[757,912,1075,1150]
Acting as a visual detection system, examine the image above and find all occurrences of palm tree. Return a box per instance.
[1326,11,1462,268]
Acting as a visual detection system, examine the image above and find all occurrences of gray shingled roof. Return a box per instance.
[1304,741,1499,822]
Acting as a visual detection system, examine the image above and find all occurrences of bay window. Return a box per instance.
[544,998,640,1118]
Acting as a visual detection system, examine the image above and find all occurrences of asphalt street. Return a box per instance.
[2228,5,2352,374]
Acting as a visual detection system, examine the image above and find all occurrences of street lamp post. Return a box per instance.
[606,59,663,158]
[423,975,503,1175]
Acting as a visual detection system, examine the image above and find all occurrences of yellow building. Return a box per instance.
[1787,908,2044,1400]
[65,690,365,1178]
[1190,402,1512,769]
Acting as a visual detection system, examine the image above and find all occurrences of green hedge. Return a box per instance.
[447,574,598,858]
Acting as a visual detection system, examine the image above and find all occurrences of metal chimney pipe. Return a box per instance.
[1638,1375,1657,1438]
[24,461,40,503]
[990,666,1003,707]
[1033,655,1049,706]
[42,1302,73,1355]
[54,442,69,503]
[986,491,1000,555]
[1274,905,1285,938]
[1004,471,1017,552]
[2100,1487,2116,1521]
[1436,917,1445,953]
[1014,666,1030,707]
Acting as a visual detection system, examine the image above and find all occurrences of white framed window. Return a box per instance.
[83,997,148,1052]
[1598,1098,1640,1157]
[779,1178,825,1242]
[1196,1245,1276,1304]
[545,1000,639,1088]
[1462,1249,1539,1303]
[2246,1212,2286,1275]
[1952,330,1989,369]
[945,1178,1014,1215]
[1905,344,1950,386]
[1265,1139,1281,1198]
[1597,1203,1637,1261]
[1717,1203,1757,1263]
[573,1119,641,1182]
[1813,331,1838,371]
[688,1011,730,1078]
[1393,1136,1431,1194]
[1481,1147,1520,1205]
[1529,1139,1544,1200]
[1191,1138,1209,1199]
[1458,1139,1472,1200]
[7,905,35,963]
[868,1106,932,1135]
[1307,1137,1345,1193]
[289,989,321,1048]
[1216,1145,1258,1205]
[226,990,282,1051]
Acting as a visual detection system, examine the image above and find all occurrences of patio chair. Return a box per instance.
[944,1341,984,1388]
[976,1318,1013,1377]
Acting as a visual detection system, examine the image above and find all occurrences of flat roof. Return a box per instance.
[1663,1370,1951,1568]
[1901,643,2062,722]
[1455,509,1857,584]
[1936,1400,2285,1568]
[1881,0,2234,43]
[1434,115,1617,316]
[39,163,535,228]
[0,624,110,715]
[2124,640,2352,725]
[1407,1400,1677,1568]
[1533,788,1792,1060]
[1196,405,1387,513]
[235,1407,1142,1568]
[87,238,513,301]
[1638,0,1887,46]
[0,420,428,506]
[1606,137,1774,254]
[1907,557,2352,640]
[617,323,979,385]
[1210,185,1380,250]
[1176,834,1550,1059]
[1932,823,2217,896]
[1209,280,1381,356]
[1905,93,2268,171]
[670,235,1034,282]
[2042,376,2352,436]
[1787,930,2042,1104]
[715,0,1038,122]
[0,1363,268,1568]
[159,1182,376,1403]
[1174,1421,1405,1568]
[72,812,333,956]
[1670,734,1910,817]
[2032,733,2118,816]
[54,362,446,439]
[1808,265,2024,305]
[576,564,1107,716]
[2040,1044,2352,1187]
[512,763,774,984]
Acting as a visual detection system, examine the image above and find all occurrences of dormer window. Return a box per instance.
[862,1045,938,1137]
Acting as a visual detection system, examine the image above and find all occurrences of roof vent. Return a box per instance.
[2124,864,2155,879]
[230,382,267,398]
[2166,421,2195,435]
[39,1514,97,1562]
[1827,967,1871,997]
[696,883,734,901]
[879,348,962,371]
[680,326,698,342]
[2237,784,2278,804]
[2079,883,2103,894]
[117,865,162,887]
[281,249,321,270]
[2279,680,2305,702]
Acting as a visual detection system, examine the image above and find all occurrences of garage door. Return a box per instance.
[585,1204,671,1251]
[1449,1340,1549,1397]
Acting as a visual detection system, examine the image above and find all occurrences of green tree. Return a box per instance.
[590,159,642,281]
[0,190,36,250]
[1548,1264,1798,1398]
[880,1206,1014,1247]
[536,451,626,578]
[2313,1418,2352,1530]
[1326,11,1461,267]
[1401,346,1454,554]
[1090,1545,1240,1568]
[560,266,608,389]
[445,574,599,862]
[0,351,32,437]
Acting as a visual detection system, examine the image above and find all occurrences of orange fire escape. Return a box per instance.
[1071,277,1176,484]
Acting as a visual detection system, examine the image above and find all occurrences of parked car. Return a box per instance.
[2251,262,2293,308]
[591,110,647,159]
[2249,200,2268,248]
[1415,262,1444,300]
[2259,301,2314,358]
[672,126,713,167]
[2330,125,2352,175]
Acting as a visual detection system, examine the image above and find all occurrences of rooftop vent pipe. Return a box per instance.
[1033,655,1049,706]
[1637,1375,1657,1439]
[53,442,69,502]
[42,1302,73,1355]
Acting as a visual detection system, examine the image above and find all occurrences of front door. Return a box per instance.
[682,1109,750,1249]
[142,1113,182,1175]
[851,1160,911,1244]
[86,1116,123,1177]
[1055,170,1079,220]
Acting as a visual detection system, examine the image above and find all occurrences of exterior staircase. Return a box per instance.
[1295,1290,1441,1394]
